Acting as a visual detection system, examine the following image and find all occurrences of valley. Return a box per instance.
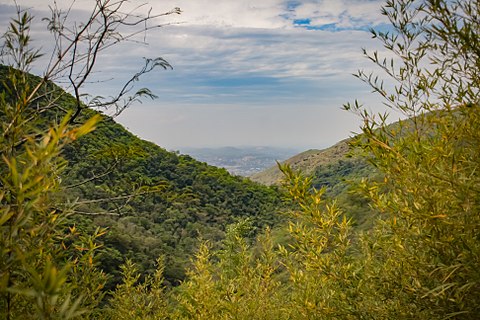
[2,0,479,317]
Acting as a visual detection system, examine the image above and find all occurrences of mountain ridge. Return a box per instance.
[251,138,352,185]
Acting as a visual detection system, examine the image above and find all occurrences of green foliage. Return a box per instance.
[173,221,286,320]
[166,0,480,318]
[104,258,168,320]
[0,3,166,318]
[0,32,106,320]
[278,165,358,319]
[343,0,480,317]
[311,157,377,229]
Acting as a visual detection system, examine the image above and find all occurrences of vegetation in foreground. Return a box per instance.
[1,0,479,319]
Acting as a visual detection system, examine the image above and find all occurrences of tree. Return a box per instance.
[278,165,356,319]
[104,258,168,320]
[0,1,179,318]
[173,221,286,320]
[344,0,480,317]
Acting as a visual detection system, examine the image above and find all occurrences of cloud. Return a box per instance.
[0,0,393,149]
[127,24,386,105]
[293,0,387,30]
[1,0,388,31]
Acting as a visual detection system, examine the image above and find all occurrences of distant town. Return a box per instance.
[180,146,302,176]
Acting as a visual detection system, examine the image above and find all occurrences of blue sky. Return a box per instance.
[0,0,394,150]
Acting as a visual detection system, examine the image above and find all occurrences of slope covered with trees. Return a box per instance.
[251,139,355,186]
[62,108,284,287]
[0,63,285,288]
[251,139,376,228]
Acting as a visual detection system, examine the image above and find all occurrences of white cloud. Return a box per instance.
[294,0,386,29]
[161,0,287,29]
[147,25,382,82]
[0,0,393,149]
[1,0,387,30]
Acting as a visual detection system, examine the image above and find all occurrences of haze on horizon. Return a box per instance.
[0,0,395,151]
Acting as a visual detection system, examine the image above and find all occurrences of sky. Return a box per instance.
[0,0,394,150]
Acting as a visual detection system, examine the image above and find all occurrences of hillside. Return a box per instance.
[0,65,285,288]
[251,139,352,186]
[252,137,378,228]
[63,113,285,287]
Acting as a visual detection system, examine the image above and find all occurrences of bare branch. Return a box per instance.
[73,188,164,206]
[70,210,121,216]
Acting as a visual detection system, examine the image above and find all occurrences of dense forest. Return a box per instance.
[1,0,480,319]
[62,106,285,288]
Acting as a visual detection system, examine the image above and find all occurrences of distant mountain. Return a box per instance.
[251,139,353,185]
[181,146,302,177]
[251,138,376,228]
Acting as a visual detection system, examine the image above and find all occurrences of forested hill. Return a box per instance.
[251,137,376,228]
[63,113,284,286]
[251,139,353,186]
[0,65,284,287]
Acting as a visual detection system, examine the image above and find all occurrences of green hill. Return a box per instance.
[251,139,353,186]
[252,138,378,228]
[63,115,285,287]
[0,65,284,288]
